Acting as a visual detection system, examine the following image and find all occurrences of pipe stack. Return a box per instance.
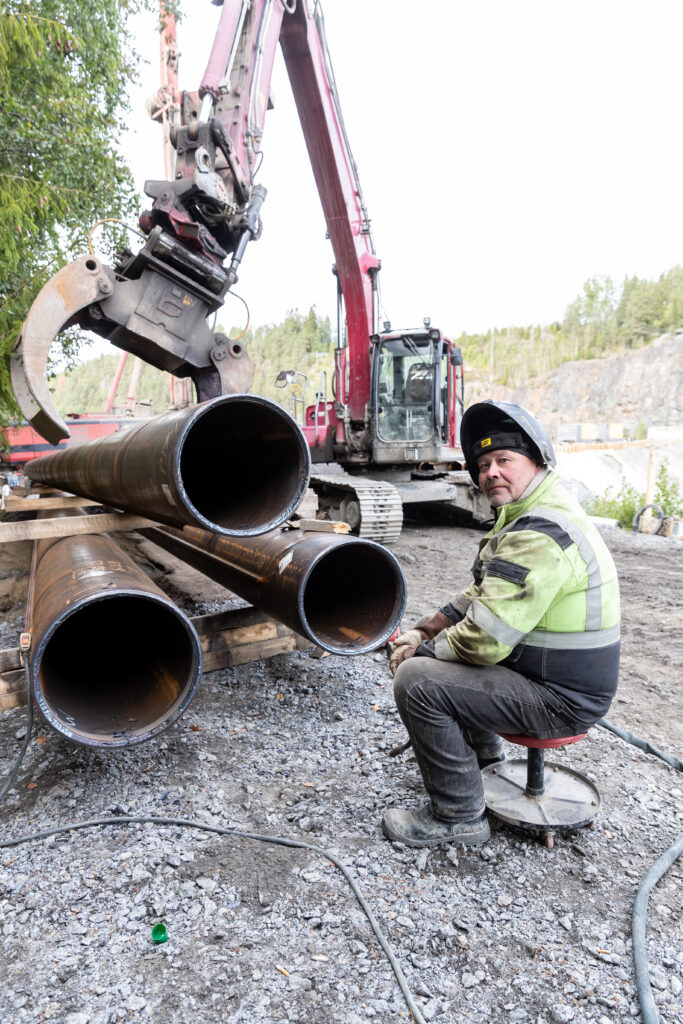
[22,395,405,747]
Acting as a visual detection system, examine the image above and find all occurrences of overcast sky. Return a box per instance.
[121,0,683,338]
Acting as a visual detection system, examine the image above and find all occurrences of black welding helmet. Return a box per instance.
[460,400,556,484]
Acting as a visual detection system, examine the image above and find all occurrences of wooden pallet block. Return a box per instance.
[0,648,25,713]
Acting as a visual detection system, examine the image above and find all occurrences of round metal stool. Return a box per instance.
[481,733,600,849]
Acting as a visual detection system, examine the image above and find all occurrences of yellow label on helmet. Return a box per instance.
[480,437,492,447]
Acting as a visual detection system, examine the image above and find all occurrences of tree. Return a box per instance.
[0,2,163,425]
[561,275,617,357]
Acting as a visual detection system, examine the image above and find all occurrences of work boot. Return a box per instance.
[382,804,490,848]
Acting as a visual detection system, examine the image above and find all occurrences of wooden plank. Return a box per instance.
[0,648,22,673]
[0,669,27,713]
[200,620,281,656]
[291,518,350,534]
[191,606,310,672]
[0,512,156,543]
[203,634,301,672]
[5,495,102,512]
[190,606,272,635]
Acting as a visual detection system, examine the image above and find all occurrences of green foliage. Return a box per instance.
[52,352,173,417]
[48,307,334,419]
[581,482,645,529]
[654,458,682,517]
[457,266,683,389]
[0,1,160,426]
[583,460,683,528]
[237,307,335,413]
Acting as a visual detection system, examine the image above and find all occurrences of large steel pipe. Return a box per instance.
[27,395,311,536]
[30,529,202,747]
[143,525,407,655]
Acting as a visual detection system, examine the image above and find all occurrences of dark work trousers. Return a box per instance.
[393,654,582,822]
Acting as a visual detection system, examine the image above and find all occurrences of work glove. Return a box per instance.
[388,628,424,676]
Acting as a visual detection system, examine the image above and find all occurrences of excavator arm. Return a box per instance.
[12,0,380,446]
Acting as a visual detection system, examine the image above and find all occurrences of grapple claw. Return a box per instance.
[11,255,116,444]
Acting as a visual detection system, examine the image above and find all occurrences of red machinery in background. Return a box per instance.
[10,0,490,541]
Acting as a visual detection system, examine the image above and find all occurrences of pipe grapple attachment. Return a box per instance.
[11,230,255,444]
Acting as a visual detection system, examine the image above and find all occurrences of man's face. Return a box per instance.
[477,449,542,506]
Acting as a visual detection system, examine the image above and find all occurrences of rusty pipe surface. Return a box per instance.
[143,524,406,655]
[30,527,202,747]
[27,394,311,536]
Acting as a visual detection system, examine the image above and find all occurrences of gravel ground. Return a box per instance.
[0,519,681,1024]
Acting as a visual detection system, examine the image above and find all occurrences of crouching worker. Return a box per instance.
[383,401,620,848]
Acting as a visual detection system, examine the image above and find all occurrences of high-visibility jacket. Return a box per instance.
[432,469,620,726]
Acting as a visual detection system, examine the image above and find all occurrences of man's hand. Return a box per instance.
[413,610,451,640]
[388,628,424,676]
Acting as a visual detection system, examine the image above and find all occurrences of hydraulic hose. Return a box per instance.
[597,717,683,772]
[597,718,682,1024]
[631,836,683,1024]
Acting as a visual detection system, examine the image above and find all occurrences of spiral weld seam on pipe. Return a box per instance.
[26,393,312,538]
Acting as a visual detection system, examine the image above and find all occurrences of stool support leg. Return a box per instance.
[526,747,546,796]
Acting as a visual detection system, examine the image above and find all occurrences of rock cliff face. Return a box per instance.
[466,333,683,432]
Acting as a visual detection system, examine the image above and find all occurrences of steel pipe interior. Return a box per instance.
[180,399,310,535]
[302,543,405,653]
[35,595,200,747]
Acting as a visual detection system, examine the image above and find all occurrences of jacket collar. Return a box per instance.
[491,468,555,532]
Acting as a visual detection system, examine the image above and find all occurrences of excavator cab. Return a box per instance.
[370,327,463,465]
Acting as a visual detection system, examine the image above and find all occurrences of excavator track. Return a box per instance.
[310,474,403,545]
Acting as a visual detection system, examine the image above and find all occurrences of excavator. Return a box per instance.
[10,0,491,543]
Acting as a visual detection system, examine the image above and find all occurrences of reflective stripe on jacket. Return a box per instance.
[433,469,620,725]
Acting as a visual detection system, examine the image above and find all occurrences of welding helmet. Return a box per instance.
[460,400,556,484]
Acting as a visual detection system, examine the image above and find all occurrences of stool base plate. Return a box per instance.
[482,758,600,833]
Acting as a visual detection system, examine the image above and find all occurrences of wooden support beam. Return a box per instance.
[5,495,102,512]
[0,649,26,713]
[190,605,309,671]
[0,512,155,543]
[0,648,22,672]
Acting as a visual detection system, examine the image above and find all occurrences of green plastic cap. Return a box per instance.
[151,923,168,945]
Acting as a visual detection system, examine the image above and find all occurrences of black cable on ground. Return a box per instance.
[0,812,428,1024]
[597,717,683,772]
[632,835,683,1024]
[0,697,427,1024]
[2,703,681,1024]
[597,716,682,1024]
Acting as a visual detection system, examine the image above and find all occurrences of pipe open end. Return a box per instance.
[33,595,201,747]
[302,542,406,654]
[179,397,311,535]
